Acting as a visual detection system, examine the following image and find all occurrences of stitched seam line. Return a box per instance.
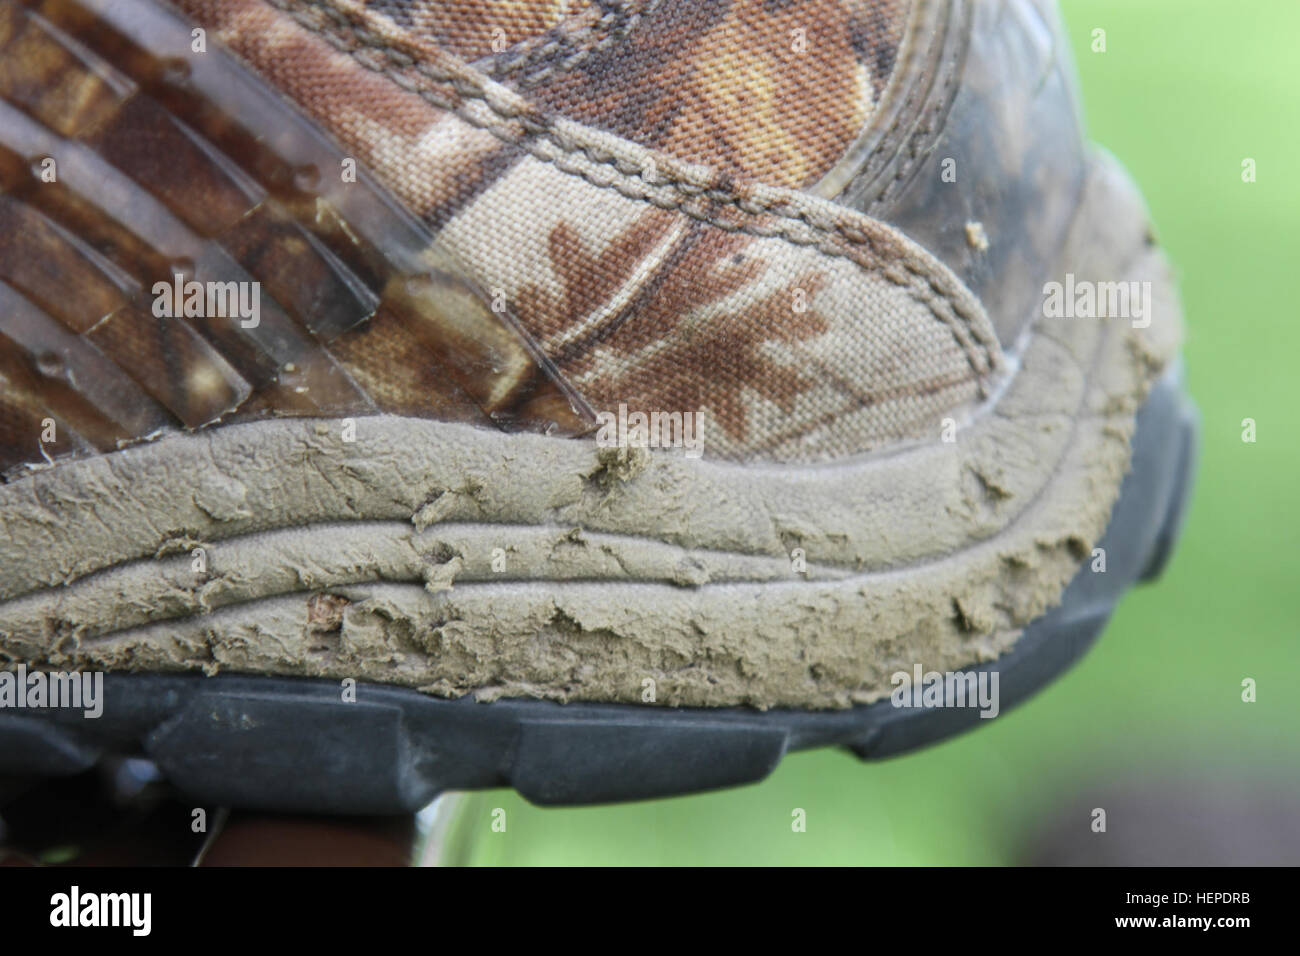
[487,0,657,87]
[835,0,942,202]
[870,0,970,212]
[833,0,969,214]
[270,0,999,378]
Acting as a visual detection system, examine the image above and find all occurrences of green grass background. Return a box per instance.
[450,0,1300,865]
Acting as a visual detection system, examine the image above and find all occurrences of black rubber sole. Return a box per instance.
[0,373,1198,812]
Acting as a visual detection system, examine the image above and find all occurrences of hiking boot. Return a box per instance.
[0,0,1196,809]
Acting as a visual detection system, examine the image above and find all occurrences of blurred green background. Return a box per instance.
[449,0,1300,865]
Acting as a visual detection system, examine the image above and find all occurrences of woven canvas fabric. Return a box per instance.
[368,0,595,63]
[169,0,1002,461]
[365,0,907,187]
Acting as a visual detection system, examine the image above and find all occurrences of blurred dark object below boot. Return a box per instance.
[1019,773,1300,866]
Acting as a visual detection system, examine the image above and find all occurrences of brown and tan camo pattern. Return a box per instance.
[0,0,1008,472]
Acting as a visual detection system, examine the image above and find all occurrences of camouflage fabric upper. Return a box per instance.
[0,0,1007,466]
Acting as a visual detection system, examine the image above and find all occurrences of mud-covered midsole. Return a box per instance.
[0,154,1182,708]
